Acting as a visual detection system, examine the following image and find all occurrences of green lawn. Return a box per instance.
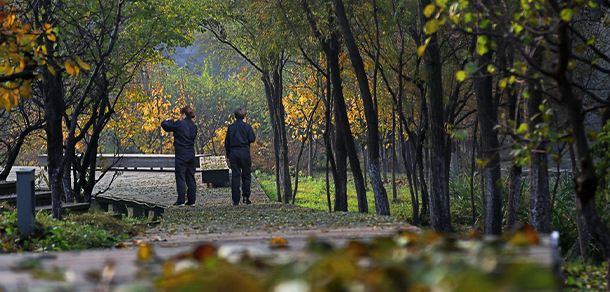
[255,171,416,223]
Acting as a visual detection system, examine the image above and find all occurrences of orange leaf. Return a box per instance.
[65,61,79,76]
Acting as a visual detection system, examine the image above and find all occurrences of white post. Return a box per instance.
[17,168,36,235]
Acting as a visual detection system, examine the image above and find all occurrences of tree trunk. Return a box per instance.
[392,108,397,201]
[470,120,478,226]
[273,68,293,205]
[333,0,390,215]
[42,71,65,220]
[262,73,282,203]
[417,0,450,230]
[527,52,551,233]
[473,50,502,235]
[308,135,314,177]
[301,1,367,212]
[556,18,610,288]
[506,85,522,230]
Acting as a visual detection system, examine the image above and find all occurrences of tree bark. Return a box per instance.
[42,70,65,220]
[473,52,502,235]
[301,1,368,212]
[556,16,610,288]
[417,0,451,230]
[333,0,390,216]
[527,51,551,233]
[262,73,283,203]
[506,84,522,230]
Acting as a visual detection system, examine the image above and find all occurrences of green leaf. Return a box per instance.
[589,0,598,8]
[586,38,596,45]
[424,4,436,18]
[479,19,492,28]
[424,19,441,35]
[417,44,427,57]
[487,64,496,73]
[513,23,523,35]
[464,13,475,23]
[588,131,598,141]
[456,70,468,82]
[523,91,530,98]
[464,62,478,73]
[509,75,516,84]
[560,9,574,22]
[499,78,508,90]
[476,36,489,55]
[436,0,449,8]
[477,43,488,55]
[476,158,489,168]
[517,123,529,134]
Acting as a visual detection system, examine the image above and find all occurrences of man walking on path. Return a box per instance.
[162,106,198,207]
[225,108,256,205]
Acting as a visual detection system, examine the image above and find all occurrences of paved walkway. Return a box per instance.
[0,171,418,291]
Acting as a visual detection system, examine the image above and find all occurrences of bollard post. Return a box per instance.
[17,168,36,235]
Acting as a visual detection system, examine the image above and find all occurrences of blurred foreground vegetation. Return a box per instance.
[256,171,609,291]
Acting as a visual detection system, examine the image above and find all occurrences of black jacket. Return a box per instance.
[161,119,198,158]
[224,120,256,156]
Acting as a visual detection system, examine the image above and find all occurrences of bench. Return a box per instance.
[38,154,230,188]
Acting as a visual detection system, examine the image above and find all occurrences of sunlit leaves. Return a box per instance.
[417,37,432,56]
[65,61,79,76]
[424,4,436,18]
[0,2,55,110]
[456,70,468,82]
[476,36,489,55]
[560,9,574,22]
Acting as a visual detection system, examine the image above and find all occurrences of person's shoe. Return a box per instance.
[172,202,185,207]
[242,197,252,205]
[185,202,196,207]
[233,202,239,206]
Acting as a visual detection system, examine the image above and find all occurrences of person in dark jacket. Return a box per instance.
[224,108,256,205]
[161,106,198,207]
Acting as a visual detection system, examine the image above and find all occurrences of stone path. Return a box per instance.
[0,171,418,292]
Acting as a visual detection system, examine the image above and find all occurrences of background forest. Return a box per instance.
[1,0,610,283]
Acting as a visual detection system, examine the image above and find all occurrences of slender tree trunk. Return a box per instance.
[470,119,478,226]
[528,49,551,233]
[403,131,419,225]
[392,108,397,201]
[417,0,450,230]
[506,84,523,230]
[472,27,502,234]
[570,144,590,263]
[262,73,282,203]
[333,0,390,215]
[323,66,337,212]
[308,134,314,177]
[556,17,610,288]
[301,1,367,212]
[272,68,292,205]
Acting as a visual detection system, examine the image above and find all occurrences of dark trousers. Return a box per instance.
[175,155,197,204]
[229,148,252,204]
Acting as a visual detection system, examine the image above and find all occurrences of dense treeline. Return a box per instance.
[1,0,610,285]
